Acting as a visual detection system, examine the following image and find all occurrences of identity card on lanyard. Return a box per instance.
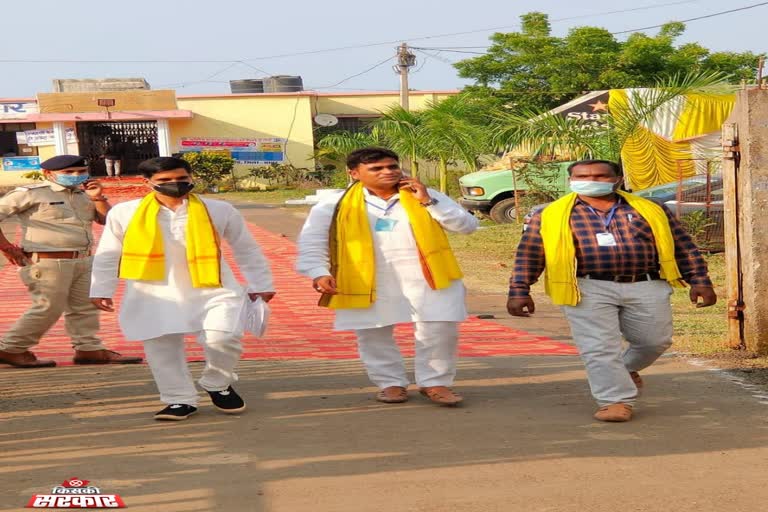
[589,204,619,247]
[368,199,399,232]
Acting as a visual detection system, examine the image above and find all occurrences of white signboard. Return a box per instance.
[16,128,77,146]
[179,137,286,165]
[0,102,38,120]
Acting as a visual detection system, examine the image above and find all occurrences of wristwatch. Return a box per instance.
[420,198,439,207]
[91,196,109,202]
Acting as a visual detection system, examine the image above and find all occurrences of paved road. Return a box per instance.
[1,204,767,512]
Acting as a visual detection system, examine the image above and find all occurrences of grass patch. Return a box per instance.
[451,221,733,358]
[448,221,522,294]
[214,188,314,204]
[669,252,728,355]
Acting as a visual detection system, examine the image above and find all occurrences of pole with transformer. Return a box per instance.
[395,43,416,111]
[394,43,418,177]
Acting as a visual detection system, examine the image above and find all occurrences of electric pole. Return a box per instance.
[395,43,416,111]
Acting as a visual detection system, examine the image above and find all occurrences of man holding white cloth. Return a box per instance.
[90,157,274,421]
[297,147,478,406]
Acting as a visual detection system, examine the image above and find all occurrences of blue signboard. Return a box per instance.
[2,156,41,171]
[230,151,285,164]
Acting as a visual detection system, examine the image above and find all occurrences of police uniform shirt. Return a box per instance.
[0,181,96,252]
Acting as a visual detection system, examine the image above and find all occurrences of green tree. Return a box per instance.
[456,12,761,110]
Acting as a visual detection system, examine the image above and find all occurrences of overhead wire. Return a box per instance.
[611,0,768,34]
[282,95,301,167]
[238,0,707,62]
[158,2,710,91]
[416,1,768,58]
[233,60,272,76]
[3,0,759,93]
[413,48,487,55]
[0,0,710,65]
[411,52,432,74]
[156,61,243,89]
[310,55,396,89]
[162,0,757,94]
[413,49,455,66]
[156,61,271,89]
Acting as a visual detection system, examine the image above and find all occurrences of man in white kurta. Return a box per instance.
[297,147,478,405]
[90,157,274,421]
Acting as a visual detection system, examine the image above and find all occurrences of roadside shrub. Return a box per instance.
[181,152,236,192]
[249,163,348,189]
[681,210,716,247]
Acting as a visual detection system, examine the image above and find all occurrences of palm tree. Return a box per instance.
[315,94,495,193]
[372,106,425,179]
[491,108,609,161]
[418,95,492,192]
[315,130,383,170]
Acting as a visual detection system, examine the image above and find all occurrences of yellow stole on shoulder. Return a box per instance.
[540,190,683,306]
[320,182,463,309]
[119,193,222,288]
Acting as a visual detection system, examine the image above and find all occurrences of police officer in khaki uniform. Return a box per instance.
[0,155,142,368]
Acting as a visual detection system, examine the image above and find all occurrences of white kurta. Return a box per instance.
[296,188,479,330]
[90,198,274,341]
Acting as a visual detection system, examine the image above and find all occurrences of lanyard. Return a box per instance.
[366,198,400,216]
[586,203,619,231]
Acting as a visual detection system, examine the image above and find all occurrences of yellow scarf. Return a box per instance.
[540,190,683,306]
[119,193,222,288]
[320,182,463,309]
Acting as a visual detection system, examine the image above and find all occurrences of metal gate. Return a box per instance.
[76,121,159,176]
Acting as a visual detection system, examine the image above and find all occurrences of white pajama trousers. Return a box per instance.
[354,321,459,389]
[562,278,674,407]
[105,159,121,177]
[142,330,243,406]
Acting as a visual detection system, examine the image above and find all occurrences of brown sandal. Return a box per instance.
[594,403,633,422]
[376,386,408,403]
[419,386,463,406]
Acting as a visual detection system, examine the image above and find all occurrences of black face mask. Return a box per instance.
[152,181,195,198]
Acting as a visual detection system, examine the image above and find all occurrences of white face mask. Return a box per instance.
[52,173,90,188]
[569,179,619,197]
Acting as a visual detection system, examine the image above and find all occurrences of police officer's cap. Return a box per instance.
[40,155,87,170]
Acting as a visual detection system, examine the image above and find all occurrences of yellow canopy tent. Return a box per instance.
[608,89,735,190]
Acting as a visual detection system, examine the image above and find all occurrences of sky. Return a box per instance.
[1,0,766,98]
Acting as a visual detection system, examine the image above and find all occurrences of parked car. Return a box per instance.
[522,176,724,251]
[458,163,571,223]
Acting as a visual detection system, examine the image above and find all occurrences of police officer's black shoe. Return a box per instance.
[206,386,246,414]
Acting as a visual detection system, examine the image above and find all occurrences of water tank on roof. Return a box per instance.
[264,75,304,93]
[230,79,265,94]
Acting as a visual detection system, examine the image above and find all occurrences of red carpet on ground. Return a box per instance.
[0,183,576,366]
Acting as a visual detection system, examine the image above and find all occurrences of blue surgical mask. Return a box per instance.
[569,180,618,197]
[54,173,90,188]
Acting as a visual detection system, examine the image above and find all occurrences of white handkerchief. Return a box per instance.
[242,297,271,338]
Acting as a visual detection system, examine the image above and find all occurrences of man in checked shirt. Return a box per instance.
[507,159,717,422]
